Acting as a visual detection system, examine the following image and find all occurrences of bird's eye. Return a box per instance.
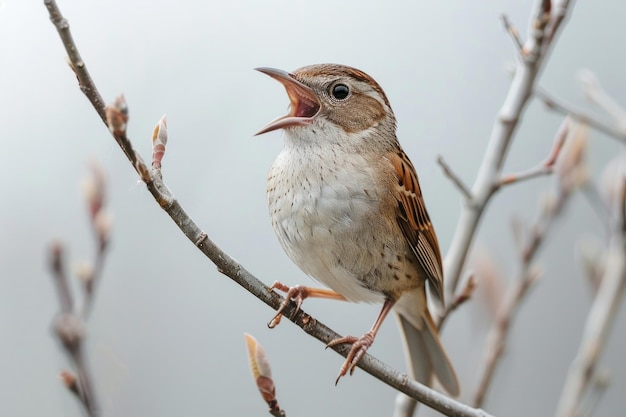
[331,84,350,100]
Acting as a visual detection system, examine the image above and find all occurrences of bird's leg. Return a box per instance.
[268,281,346,328]
[327,297,396,384]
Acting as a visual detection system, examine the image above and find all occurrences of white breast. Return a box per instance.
[267,141,387,304]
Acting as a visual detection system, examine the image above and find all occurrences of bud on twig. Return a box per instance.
[74,261,94,286]
[244,333,285,416]
[105,95,129,136]
[93,210,112,247]
[152,116,168,169]
[53,313,85,351]
[59,369,80,397]
[81,160,106,220]
[555,122,589,191]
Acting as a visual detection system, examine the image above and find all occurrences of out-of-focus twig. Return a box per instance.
[473,121,587,408]
[49,161,114,416]
[500,14,524,54]
[579,70,626,131]
[554,178,626,417]
[50,246,99,417]
[80,161,111,318]
[535,87,626,143]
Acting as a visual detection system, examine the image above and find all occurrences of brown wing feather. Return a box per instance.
[388,151,444,304]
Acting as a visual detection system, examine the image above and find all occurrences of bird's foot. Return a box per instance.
[327,331,375,384]
[267,281,310,328]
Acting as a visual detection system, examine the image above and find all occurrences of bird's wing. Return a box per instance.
[388,150,444,304]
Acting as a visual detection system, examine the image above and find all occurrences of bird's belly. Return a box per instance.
[268,156,416,303]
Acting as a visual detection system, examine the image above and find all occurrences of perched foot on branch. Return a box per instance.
[267,282,346,328]
[327,331,375,384]
[267,282,311,328]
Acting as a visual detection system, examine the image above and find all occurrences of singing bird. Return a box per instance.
[256,64,459,396]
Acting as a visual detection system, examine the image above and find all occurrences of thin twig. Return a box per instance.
[579,70,626,126]
[474,118,589,407]
[81,228,108,319]
[535,87,626,143]
[498,117,570,186]
[500,14,524,54]
[577,370,611,417]
[437,155,473,200]
[50,243,73,314]
[554,180,626,417]
[473,182,573,407]
[43,2,493,416]
[438,272,476,329]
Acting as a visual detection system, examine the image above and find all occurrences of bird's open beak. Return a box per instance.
[254,67,321,135]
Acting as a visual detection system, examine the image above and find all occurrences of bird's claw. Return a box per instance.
[267,282,308,328]
[327,331,375,384]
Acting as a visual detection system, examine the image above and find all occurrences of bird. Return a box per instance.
[255,63,459,396]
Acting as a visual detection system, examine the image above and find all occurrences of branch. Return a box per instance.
[579,70,626,127]
[443,0,574,298]
[554,180,626,417]
[498,117,570,186]
[43,2,492,416]
[535,87,626,143]
[50,245,99,417]
[473,122,587,407]
[500,14,524,55]
[438,155,473,200]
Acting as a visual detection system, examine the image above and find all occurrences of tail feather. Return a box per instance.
[396,290,460,397]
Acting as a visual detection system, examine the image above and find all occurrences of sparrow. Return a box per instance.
[256,64,459,396]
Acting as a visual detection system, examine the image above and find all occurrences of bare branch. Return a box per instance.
[579,70,626,128]
[49,242,73,314]
[578,370,611,417]
[474,121,588,406]
[499,117,570,186]
[473,187,565,406]
[554,180,626,417]
[80,161,111,318]
[437,155,473,200]
[500,14,524,55]
[438,272,477,329]
[444,0,574,298]
[48,161,114,415]
[535,87,626,143]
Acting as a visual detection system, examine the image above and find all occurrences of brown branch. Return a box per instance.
[50,248,99,417]
[43,2,493,416]
[50,242,73,314]
[50,163,113,416]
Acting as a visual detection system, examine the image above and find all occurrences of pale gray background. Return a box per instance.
[1,1,625,416]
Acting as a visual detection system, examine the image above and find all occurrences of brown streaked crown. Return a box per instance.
[292,64,392,109]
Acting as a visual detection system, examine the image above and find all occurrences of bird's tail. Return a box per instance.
[395,295,460,396]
